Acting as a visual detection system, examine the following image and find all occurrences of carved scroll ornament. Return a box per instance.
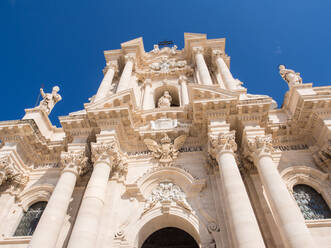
[143,181,191,215]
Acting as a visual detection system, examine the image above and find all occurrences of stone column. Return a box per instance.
[210,132,265,248]
[213,50,237,90]
[142,79,155,110]
[94,61,118,101]
[193,47,213,86]
[247,135,316,248]
[117,54,135,93]
[67,142,119,248]
[29,151,88,248]
[179,75,189,106]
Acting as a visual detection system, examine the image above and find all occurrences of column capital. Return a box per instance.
[60,150,89,176]
[107,60,119,71]
[212,49,223,57]
[209,131,237,158]
[178,75,188,84]
[91,141,128,178]
[192,46,204,55]
[124,54,136,63]
[243,135,274,162]
[143,78,152,88]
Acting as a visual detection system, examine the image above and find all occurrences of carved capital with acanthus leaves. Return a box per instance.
[192,46,204,55]
[243,135,274,162]
[60,151,89,176]
[91,141,128,178]
[209,131,237,159]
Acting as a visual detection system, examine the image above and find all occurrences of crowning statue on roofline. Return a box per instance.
[37,86,62,115]
[279,64,303,87]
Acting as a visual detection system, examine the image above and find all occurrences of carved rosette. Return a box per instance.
[0,155,29,193]
[60,151,89,176]
[91,141,128,178]
[209,131,237,159]
[244,135,274,162]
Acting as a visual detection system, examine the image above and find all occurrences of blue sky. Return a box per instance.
[1,0,330,126]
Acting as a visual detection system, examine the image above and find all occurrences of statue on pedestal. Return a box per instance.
[38,86,62,115]
[279,65,302,86]
[158,91,172,108]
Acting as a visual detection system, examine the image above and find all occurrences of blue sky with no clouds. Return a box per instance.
[1,0,330,126]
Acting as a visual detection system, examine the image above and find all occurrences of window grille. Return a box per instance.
[14,201,47,236]
[293,184,331,220]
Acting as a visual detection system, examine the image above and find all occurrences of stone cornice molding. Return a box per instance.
[208,131,237,159]
[60,150,89,176]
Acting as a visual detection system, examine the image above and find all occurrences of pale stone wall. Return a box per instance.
[0,33,330,248]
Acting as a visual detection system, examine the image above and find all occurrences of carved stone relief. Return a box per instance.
[143,181,191,215]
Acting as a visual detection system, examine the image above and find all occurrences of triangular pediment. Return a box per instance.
[85,89,137,111]
[189,85,239,102]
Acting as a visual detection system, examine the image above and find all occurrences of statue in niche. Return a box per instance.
[38,86,62,115]
[158,91,172,108]
[279,65,302,86]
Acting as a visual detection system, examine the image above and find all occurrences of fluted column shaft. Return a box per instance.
[254,151,316,248]
[179,76,189,105]
[94,62,117,101]
[212,132,265,248]
[67,160,111,248]
[142,79,154,110]
[213,50,236,90]
[30,151,87,248]
[193,47,213,85]
[117,55,134,93]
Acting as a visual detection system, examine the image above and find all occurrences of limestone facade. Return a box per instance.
[0,33,330,248]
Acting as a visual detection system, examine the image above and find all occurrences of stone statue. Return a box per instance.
[279,65,302,86]
[38,86,62,114]
[158,91,172,108]
[144,133,187,165]
[151,44,160,54]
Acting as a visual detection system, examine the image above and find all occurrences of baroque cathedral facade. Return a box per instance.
[0,33,330,248]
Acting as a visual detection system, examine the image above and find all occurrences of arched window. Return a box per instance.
[293,184,331,220]
[14,201,47,236]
